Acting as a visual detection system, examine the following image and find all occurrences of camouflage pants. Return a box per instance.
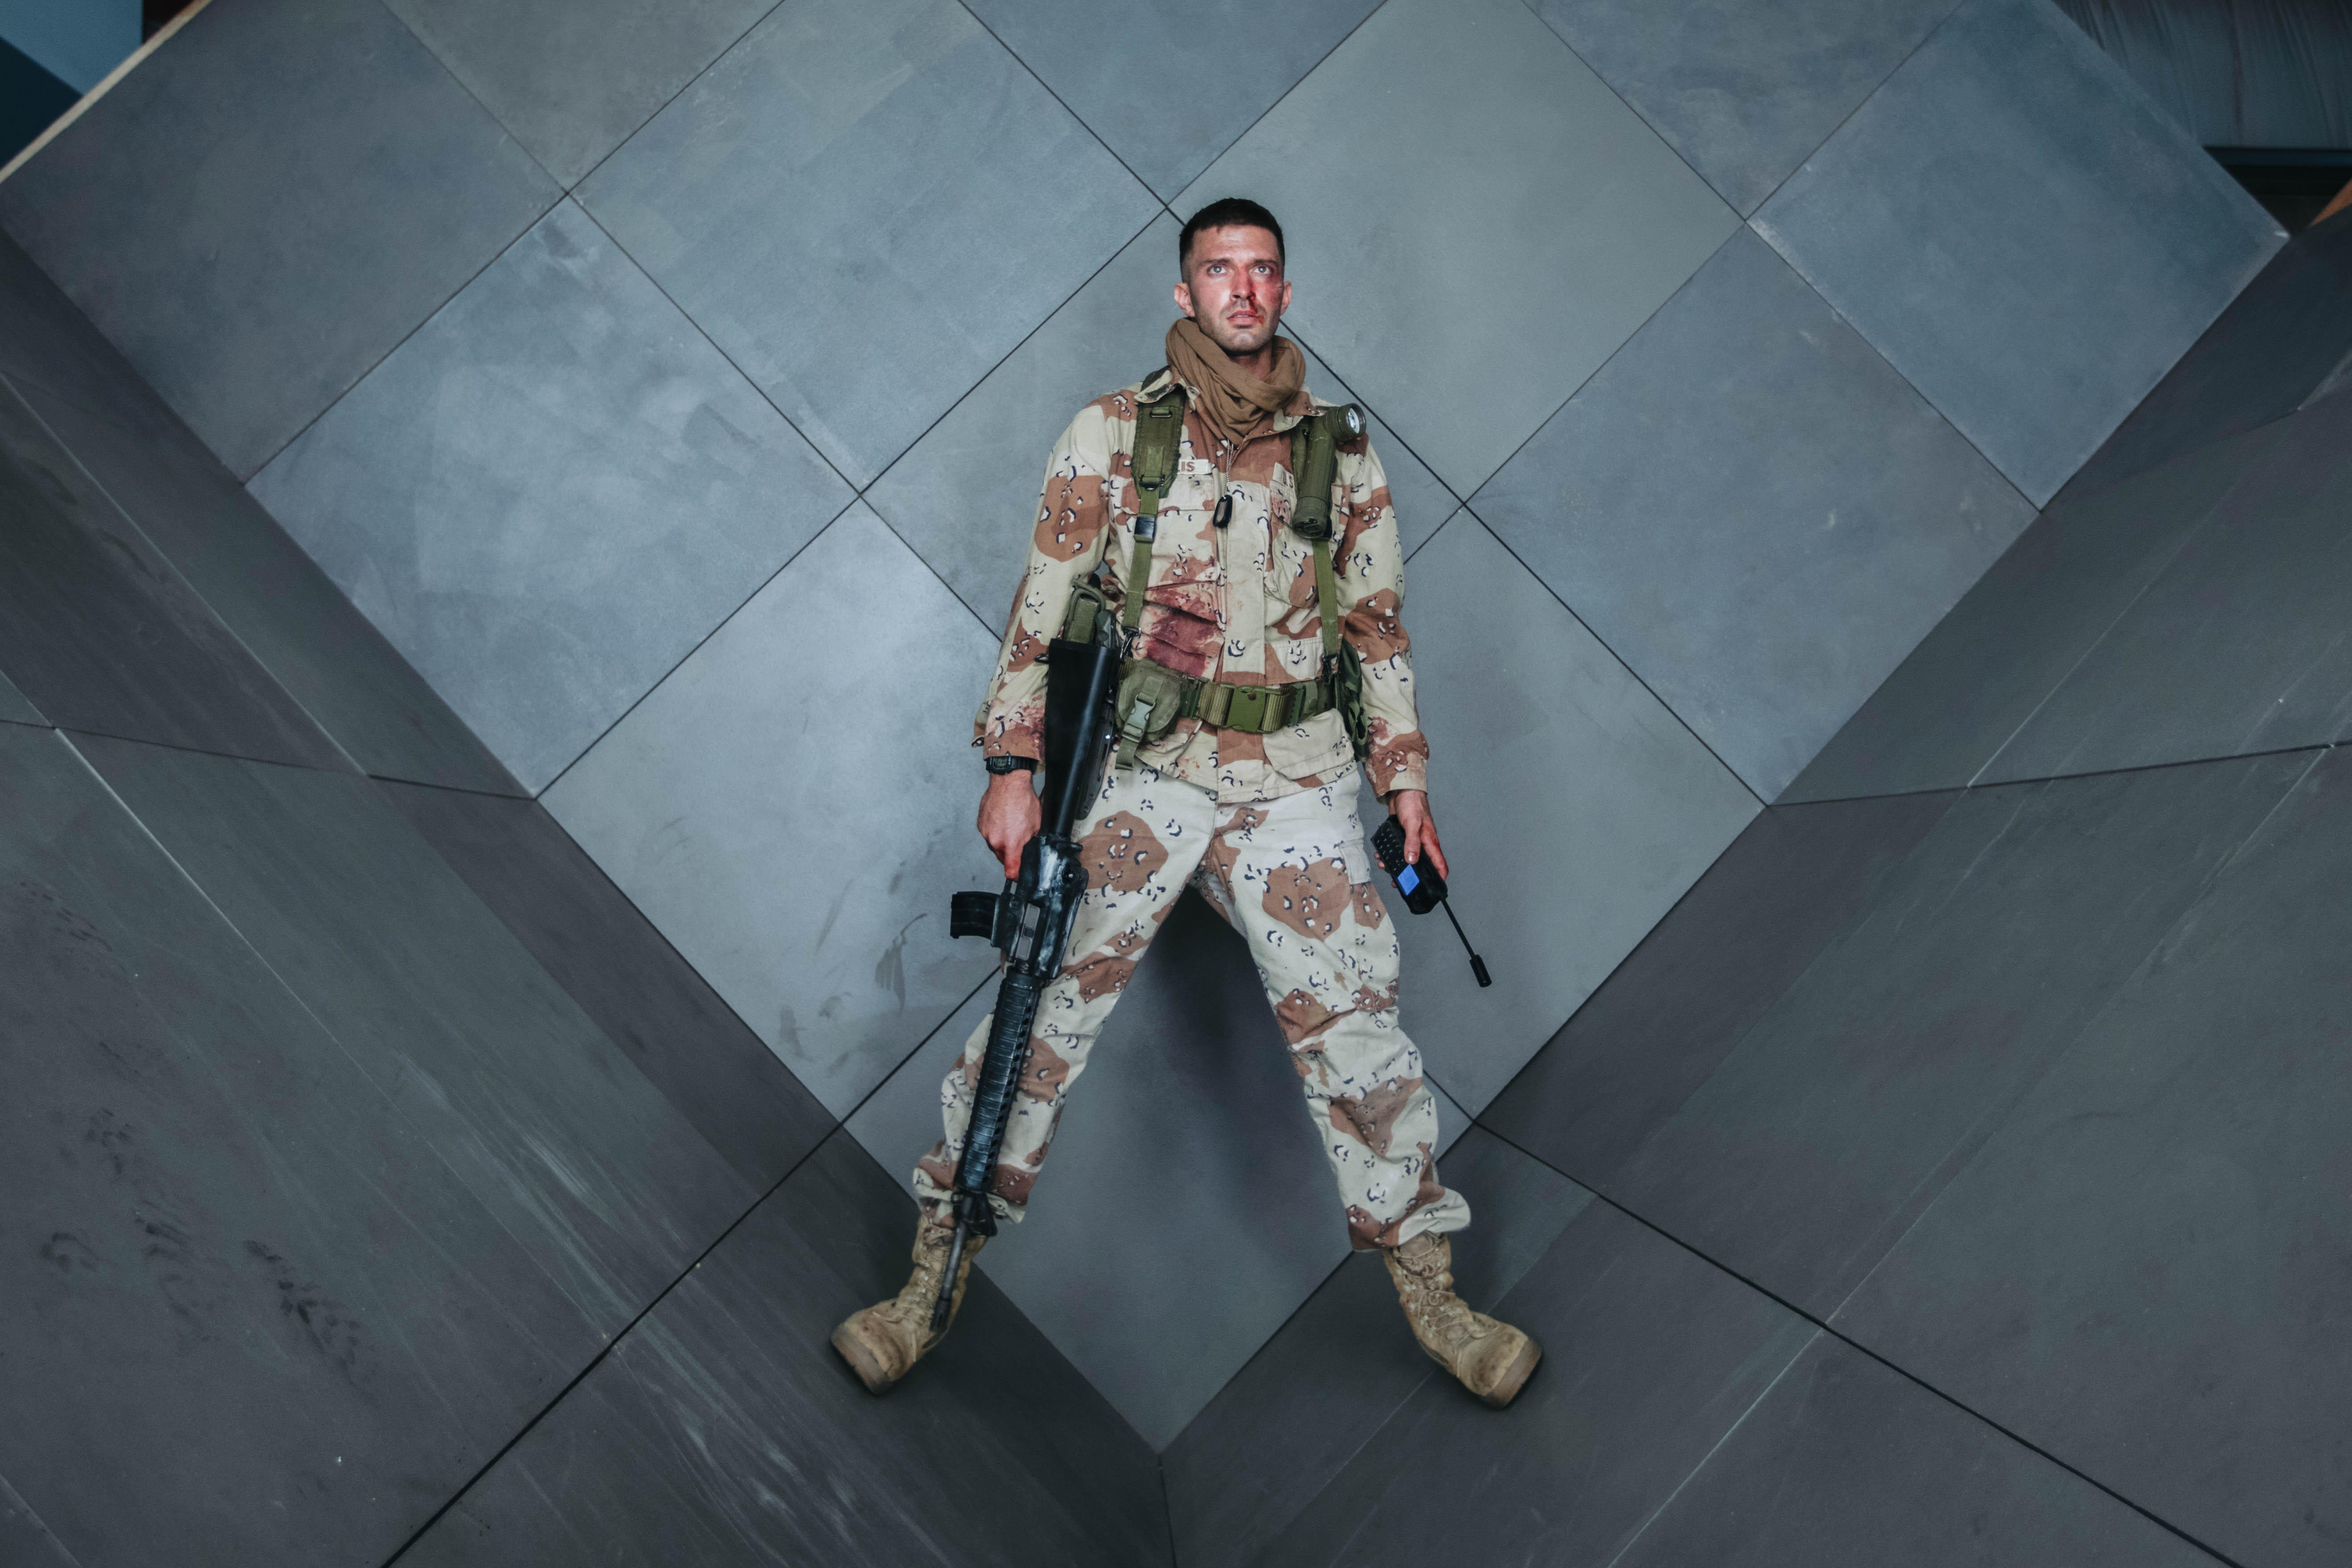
[914,764,1470,1250]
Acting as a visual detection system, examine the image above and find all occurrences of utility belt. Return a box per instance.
[1111,657,1336,767]
[1103,383,1371,772]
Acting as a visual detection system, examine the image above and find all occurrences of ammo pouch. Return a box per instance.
[1110,385,1374,770]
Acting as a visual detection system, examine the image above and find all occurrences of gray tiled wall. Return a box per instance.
[0,0,2318,1560]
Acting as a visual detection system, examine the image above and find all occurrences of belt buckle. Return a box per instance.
[1225,684,1271,732]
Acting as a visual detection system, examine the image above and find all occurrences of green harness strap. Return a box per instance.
[1290,411,1346,660]
[1123,390,1185,633]
[1110,391,1365,768]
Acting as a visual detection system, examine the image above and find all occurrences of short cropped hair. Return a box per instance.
[1179,198,1285,274]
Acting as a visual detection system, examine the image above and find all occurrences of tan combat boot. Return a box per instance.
[1382,1231,1541,1408]
[831,1209,987,1395]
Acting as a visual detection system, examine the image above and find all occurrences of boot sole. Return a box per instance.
[831,1322,901,1396]
[1480,1335,1542,1410]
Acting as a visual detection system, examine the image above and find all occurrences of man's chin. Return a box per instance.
[1208,325,1275,357]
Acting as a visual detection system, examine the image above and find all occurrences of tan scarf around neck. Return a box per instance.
[1164,316,1305,447]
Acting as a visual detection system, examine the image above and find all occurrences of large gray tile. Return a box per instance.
[1785,419,2289,801]
[579,0,1157,487]
[21,381,519,794]
[850,887,1468,1450]
[1987,393,2352,780]
[1753,0,2282,505]
[254,199,849,793]
[0,381,347,771]
[962,0,1378,199]
[1177,0,1738,497]
[868,215,1456,626]
[1164,1128,1589,1567]
[400,1132,1170,1568]
[1484,789,1956,1182]
[0,726,588,1568]
[1390,515,1759,1112]
[1605,751,2313,1319]
[1613,1335,2220,1568]
[1532,0,1962,216]
[0,0,559,479]
[0,1475,75,1568]
[383,0,778,187]
[74,734,751,1331]
[544,505,1001,1119]
[1837,746,2352,1568]
[2068,200,2352,496]
[0,227,180,445]
[1477,230,2034,799]
[1251,1199,1819,1568]
[384,781,834,1195]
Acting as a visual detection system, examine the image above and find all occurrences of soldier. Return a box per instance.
[833,198,1539,1409]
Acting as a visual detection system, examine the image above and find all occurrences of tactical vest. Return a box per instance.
[1105,377,1373,770]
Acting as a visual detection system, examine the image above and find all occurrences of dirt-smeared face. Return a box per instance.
[1174,224,1291,358]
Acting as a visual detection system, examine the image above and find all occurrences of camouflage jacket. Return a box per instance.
[975,364,1429,804]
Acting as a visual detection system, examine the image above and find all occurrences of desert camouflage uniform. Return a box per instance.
[917,365,1468,1249]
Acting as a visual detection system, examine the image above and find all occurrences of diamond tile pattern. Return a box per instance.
[963,0,1380,199]
[545,506,1000,1118]
[1531,0,1963,215]
[383,0,778,187]
[1179,0,1739,497]
[1476,229,2034,799]
[252,199,850,793]
[0,0,559,479]
[1753,0,2281,505]
[578,0,1157,486]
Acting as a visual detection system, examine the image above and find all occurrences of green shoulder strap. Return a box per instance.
[1290,406,1360,660]
[1124,385,1186,633]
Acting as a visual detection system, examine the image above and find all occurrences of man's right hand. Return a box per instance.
[978,769,1043,879]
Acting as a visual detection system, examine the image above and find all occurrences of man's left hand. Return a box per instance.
[1389,788,1448,880]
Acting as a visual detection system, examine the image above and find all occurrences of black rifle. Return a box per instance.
[937,589,1121,1330]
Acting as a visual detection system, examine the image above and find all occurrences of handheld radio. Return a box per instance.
[1371,815,1492,987]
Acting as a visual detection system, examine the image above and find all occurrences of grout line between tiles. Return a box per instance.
[1508,0,1750,220]
[1728,0,1971,222]
[1965,502,2255,792]
[47,726,653,1344]
[237,188,565,484]
[3,373,370,778]
[1470,1121,2252,1568]
[1462,503,1770,808]
[532,497,858,801]
[1598,1327,1821,1568]
[365,0,564,195]
[1782,739,2336,809]
[372,1130,843,1568]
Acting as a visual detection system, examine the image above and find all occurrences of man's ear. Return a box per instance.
[1173,279,1194,318]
